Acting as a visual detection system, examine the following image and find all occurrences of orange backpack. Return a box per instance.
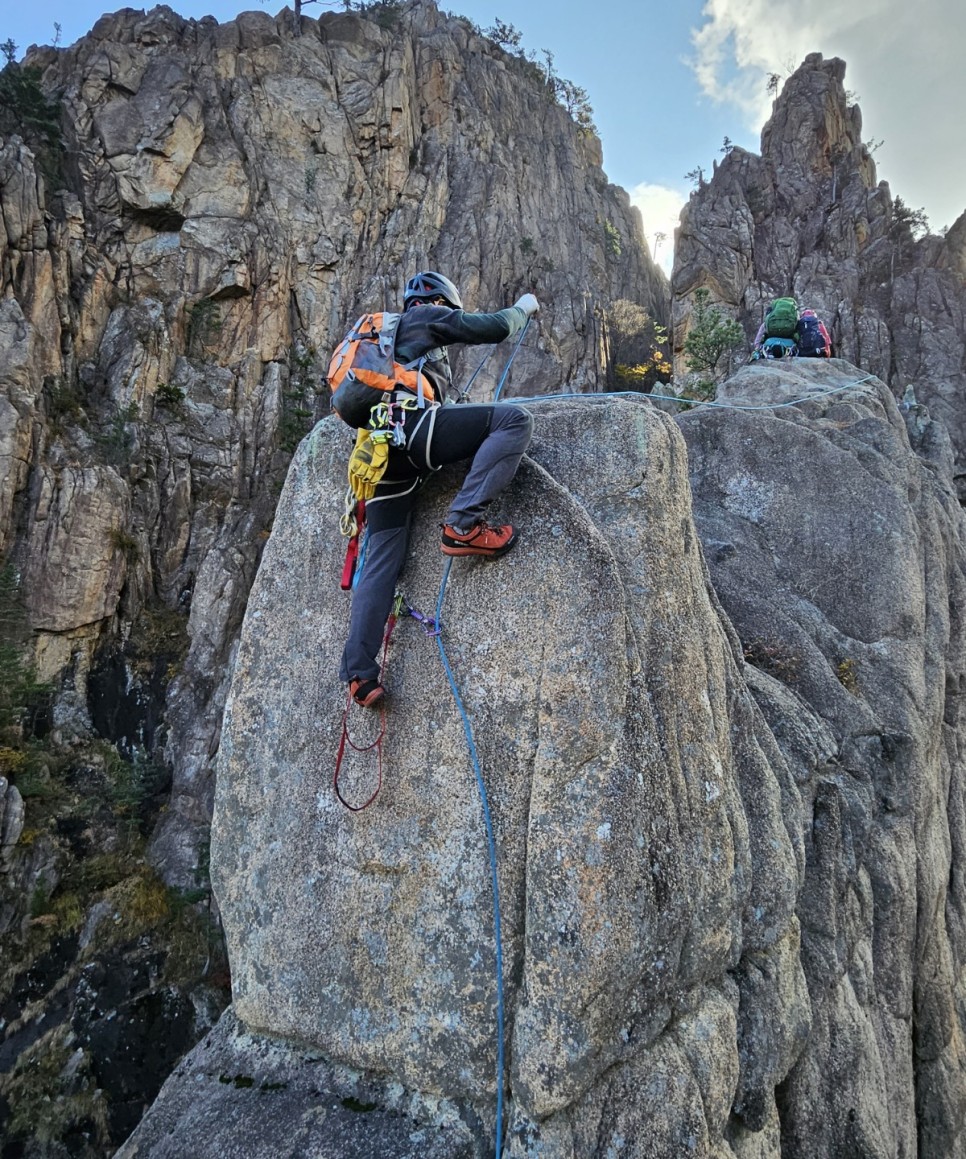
[327,312,433,428]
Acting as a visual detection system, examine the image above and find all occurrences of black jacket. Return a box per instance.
[394,302,529,405]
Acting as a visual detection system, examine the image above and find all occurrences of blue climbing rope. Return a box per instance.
[506,373,878,412]
[649,373,878,409]
[458,344,498,402]
[493,317,532,403]
[434,557,507,1159]
[350,526,369,591]
[423,365,878,1158]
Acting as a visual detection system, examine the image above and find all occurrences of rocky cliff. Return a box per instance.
[671,54,966,492]
[121,362,966,1157]
[680,361,966,1158]
[5,6,966,1156]
[0,0,665,878]
[0,2,666,1149]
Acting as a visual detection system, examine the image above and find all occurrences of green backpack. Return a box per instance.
[764,297,799,339]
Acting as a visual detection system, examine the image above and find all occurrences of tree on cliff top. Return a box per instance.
[0,40,63,186]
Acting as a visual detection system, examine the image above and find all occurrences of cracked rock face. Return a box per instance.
[204,395,805,1154]
[672,53,966,493]
[7,4,966,1154]
[1,0,667,884]
[127,362,966,1157]
[680,360,966,1158]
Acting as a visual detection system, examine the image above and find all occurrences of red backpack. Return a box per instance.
[327,312,433,428]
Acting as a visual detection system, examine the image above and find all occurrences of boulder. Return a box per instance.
[680,358,966,1157]
[124,361,966,1156]
[128,394,805,1156]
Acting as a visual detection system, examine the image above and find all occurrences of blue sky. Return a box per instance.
[5,0,963,275]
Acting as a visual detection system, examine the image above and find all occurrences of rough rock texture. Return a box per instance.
[671,54,966,491]
[116,1007,479,1159]
[1,0,667,887]
[127,394,806,1156]
[679,360,966,1157]
[6,6,966,1155]
[0,778,25,866]
[123,363,966,1156]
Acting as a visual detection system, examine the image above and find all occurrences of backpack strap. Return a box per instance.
[399,355,429,408]
[377,312,400,354]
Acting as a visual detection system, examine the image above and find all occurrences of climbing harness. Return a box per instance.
[340,395,427,588]
[346,397,421,504]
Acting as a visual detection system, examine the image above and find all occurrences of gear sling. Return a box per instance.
[328,311,435,585]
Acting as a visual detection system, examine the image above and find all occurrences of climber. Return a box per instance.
[339,270,538,708]
[751,296,800,359]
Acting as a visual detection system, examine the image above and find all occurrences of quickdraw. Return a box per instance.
[401,596,441,637]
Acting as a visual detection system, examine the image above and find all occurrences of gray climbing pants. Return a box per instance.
[339,402,533,683]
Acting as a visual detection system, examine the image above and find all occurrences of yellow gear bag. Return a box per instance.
[347,429,390,502]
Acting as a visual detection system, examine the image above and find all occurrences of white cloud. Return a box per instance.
[689,0,886,127]
[688,0,966,231]
[629,183,686,278]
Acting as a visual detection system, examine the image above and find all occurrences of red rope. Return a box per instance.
[333,611,396,812]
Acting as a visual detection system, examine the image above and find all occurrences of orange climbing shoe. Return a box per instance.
[440,520,518,558]
[349,677,386,708]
